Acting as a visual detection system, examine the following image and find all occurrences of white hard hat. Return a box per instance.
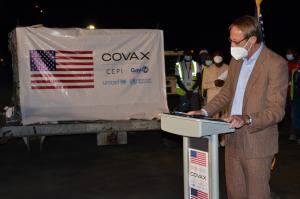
[199,49,208,55]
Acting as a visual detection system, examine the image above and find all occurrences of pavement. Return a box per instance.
[0,120,300,199]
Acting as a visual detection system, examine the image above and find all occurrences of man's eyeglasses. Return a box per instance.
[228,37,247,45]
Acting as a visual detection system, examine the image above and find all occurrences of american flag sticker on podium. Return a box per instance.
[190,149,207,167]
[30,50,94,90]
[189,148,209,199]
[190,187,208,199]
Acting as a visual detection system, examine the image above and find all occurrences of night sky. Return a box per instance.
[1,0,299,57]
[0,0,298,106]
[0,0,298,74]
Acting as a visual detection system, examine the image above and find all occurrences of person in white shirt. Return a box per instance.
[202,51,229,111]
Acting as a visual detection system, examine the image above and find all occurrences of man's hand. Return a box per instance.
[223,115,249,129]
[186,109,206,116]
[214,79,224,87]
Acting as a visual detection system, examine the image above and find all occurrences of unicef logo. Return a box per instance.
[131,66,149,73]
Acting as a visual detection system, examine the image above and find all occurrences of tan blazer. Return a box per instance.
[203,46,288,158]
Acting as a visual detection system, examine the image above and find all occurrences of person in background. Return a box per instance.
[175,49,201,112]
[202,50,229,147]
[290,54,300,144]
[204,53,213,68]
[197,49,209,103]
[202,50,229,106]
[286,48,299,141]
[286,48,298,79]
[188,15,288,199]
[201,52,213,105]
[198,49,209,66]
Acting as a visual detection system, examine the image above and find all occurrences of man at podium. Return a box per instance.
[188,15,288,199]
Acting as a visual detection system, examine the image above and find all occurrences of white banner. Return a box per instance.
[15,27,168,124]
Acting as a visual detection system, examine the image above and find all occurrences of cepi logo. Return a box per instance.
[131,66,149,73]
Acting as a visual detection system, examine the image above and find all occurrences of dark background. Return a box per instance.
[1,0,299,55]
[0,0,299,106]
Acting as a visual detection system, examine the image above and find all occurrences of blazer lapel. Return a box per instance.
[243,46,267,110]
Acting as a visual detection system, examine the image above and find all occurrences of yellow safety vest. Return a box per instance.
[175,61,198,96]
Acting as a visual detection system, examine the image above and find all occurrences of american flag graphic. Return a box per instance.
[258,14,265,42]
[190,149,207,167]
[190,188,208,199]
[30,50,94,89]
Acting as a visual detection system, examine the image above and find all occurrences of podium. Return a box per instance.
[161,113,234,199]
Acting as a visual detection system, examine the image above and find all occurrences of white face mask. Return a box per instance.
[230,39,252,60]
[205,60,213,66]
[184,55,192,61]
[213,56,223,64]
[286,54,294,61]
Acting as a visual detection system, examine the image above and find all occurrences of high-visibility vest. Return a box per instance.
[175,60,198,96]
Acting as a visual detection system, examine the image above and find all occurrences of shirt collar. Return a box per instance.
[243,43,264,64]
